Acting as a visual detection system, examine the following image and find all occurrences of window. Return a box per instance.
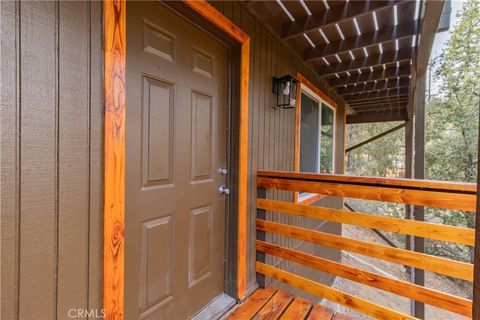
[295,82,336,204]
[299,90,335,175]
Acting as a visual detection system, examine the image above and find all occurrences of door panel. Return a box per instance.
[125,2,228,319]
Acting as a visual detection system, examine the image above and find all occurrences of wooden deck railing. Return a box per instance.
[255,170,476,320]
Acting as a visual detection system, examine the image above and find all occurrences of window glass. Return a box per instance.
[320,103,334,173]
[300,93,319,173]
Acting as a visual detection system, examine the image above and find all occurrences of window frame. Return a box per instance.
[294,73,337,204]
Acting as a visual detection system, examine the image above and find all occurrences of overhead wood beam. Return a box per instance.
[346,110,408,124]
[344,87,409,103]
[348,97,409,107]
[305,21,418,62]
[281,0,399,40]
[357,107,407,115]
[351,100,408,109]
[354,103,407,113]
[319,49,413,78]
[347,94,409,104]
[338,78,410,95]
[330,64,410,87]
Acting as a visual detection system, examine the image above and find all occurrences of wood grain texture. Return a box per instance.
[257,199,475,246]
[256,262,415,320]
[257,220,474,281]
[257,240,472,317]
[306,304,334,320]
[280,297,312,320]
[183,0,250,299]
[237,38,250,299]
[226,286,278,319]
[103,0,126,319]
[298,194,327,206]
[254,289,293,320]
[257,176,477,212]
[183,0,248,42]
[257,170,477,193]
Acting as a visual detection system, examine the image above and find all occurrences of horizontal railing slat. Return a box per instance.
[256,262,416,320]
[256,240,472,317]
[257,170,477,193]
[257,176,476,212]
[256,220,474,281]
[257,199,475,246]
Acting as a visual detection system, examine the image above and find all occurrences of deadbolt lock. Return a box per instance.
[218,186,230,195]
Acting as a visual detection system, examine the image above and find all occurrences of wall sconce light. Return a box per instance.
[272,75,299,109]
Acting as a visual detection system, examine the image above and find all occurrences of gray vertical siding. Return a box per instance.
[1,1,347,316]
[210,1,346,298]
[0,1,103,319]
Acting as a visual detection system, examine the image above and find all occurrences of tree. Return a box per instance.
[427,0,480,184]
[345,0,480,264]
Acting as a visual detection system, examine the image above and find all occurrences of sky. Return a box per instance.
[427,1,465,97]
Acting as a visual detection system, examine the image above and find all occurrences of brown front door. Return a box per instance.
[125,2,228,319]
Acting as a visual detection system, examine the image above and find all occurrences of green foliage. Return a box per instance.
[345,121,405,177]
[345,1,479,264]
[427,0,480,183]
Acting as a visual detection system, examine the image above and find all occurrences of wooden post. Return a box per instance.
[413,70,426,320]
[257,187,267,288]
[473,100,480,320]
[404,118,415,316]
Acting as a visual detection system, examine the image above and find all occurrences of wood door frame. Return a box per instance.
[103,1,250,319]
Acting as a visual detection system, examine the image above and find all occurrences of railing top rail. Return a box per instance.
[257,170,477,194]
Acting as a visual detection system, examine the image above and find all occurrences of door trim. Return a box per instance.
[103,1,250,319]
[103,1,126,319]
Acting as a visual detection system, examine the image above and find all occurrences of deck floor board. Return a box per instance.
[225,286,352,320]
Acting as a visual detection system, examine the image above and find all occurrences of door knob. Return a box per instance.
[218,168,228,175]
[218,186,230,195]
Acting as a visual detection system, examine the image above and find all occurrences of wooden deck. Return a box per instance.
[225,286,352,320]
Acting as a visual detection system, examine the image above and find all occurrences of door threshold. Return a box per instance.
[190,293,236,320]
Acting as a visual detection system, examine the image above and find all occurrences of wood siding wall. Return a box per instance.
[0,1,103,319]
[209,1,347,297]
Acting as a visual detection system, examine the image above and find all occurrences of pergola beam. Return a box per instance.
[305,21,418,62]
[319,49,413,78]
[338,78,410,95]
[347,93,409,104]
[346,110,408,124]
[281,0,399,40]
[330,65,411,87]
[354,103,407,113]
[344,87,409,102]
[348,97,409,107]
